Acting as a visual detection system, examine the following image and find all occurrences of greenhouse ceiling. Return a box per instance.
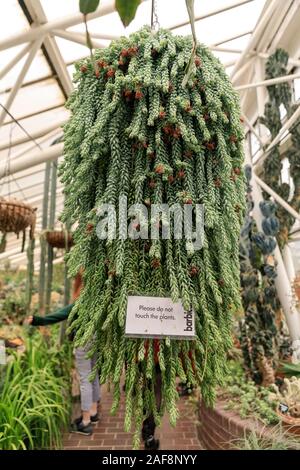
[0,0,300,268]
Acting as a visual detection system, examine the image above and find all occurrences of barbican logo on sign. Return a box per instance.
[184,309,193,332]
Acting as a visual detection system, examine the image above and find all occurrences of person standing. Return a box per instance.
[141,339,161,450]
[24,272,101,436]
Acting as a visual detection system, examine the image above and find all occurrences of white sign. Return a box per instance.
[125,296,195,339]
[0,340,6,365]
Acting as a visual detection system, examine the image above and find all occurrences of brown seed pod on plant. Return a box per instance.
[151,258,161,269]
[189,265,199,277]
[177,169,185,179]
[194,56,201,67]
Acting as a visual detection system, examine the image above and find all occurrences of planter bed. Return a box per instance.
[198,399,274,450]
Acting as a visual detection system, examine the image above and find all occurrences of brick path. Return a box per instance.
[63,384,203,450]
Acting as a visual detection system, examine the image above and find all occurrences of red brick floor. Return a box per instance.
[63,384,203,450]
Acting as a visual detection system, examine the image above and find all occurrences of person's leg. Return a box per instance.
[73,347,93,432]
[142,365,161,449]
[90,352,101,420]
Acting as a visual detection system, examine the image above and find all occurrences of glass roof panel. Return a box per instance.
[40,0,78,20]
[0,50,52,93]
[0,78,65,124]
[40,0,266,67]
[54,36,95,64]
[0,0,28,40]
[7,0,299,267]
[0,105,68,163]
[176,0,265,44]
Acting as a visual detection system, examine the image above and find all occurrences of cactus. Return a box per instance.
[270,377,300,418]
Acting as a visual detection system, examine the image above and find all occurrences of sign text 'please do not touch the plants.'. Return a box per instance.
[125,296,195,339]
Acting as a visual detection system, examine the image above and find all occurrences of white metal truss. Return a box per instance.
[0,36,45,126]
[169,0,255,30]
[0,0,118,50]
[0,118,66,150]
[52,29,107,49]
[0,142,63,177]
[23,0,74,97]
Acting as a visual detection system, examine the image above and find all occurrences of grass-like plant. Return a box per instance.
[0,333,71,450]
[232,424,300,450]
[281,362,300,378]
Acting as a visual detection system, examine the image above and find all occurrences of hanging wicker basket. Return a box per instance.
[45,230,74,249]
[0,197,36,240]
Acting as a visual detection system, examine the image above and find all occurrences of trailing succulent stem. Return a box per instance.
[261,49,300,247]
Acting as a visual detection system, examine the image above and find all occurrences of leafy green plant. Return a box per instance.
[1,291,27,323]
[79,0,141,27]
[0,332,71,450]
[220,361,279,426]
[281,362,300,378]
[115,0,141,27]
[80,0,100,14]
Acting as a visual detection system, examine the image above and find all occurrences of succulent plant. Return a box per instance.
[270,377,300,418]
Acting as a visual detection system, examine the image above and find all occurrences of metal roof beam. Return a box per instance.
[254,173,300,222]
[2,103,65,126]
[22,0,73,98]
[1,179,61,198]
[53,30,107,49]
[211,30,252,47]
[255,0,294,53]
[0,43,31,80]
[230,0,279,79]
[169,0,255,30]
[0,36,44,127]
[257,0,296,53]
[0,119,65,151]
[241,112,265,146]
[0,0,128,50]
[0,142,63,177]
[235,71,300,90]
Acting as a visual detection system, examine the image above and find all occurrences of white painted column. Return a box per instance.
[282,244,296,284]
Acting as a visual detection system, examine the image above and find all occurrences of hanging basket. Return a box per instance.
[0,197,36,240]
[45,230,74,249]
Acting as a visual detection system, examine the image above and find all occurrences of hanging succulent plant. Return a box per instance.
[260,48,300,247]
[60,27,245,446]
[239,166,291,386]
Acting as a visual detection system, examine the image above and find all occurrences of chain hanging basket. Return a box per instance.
[45,230,74,249]
[0,197,36,251]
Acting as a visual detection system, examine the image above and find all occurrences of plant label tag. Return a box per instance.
[125,295,195,339]
[279,403,289,414]
[0,340,6,365]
